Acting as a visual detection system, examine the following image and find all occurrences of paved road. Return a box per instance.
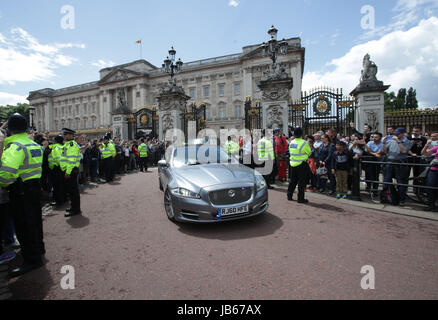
[8,169,438,299]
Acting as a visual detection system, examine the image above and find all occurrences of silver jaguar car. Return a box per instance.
[158,144,269,223]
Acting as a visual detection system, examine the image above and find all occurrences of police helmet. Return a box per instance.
[54,135,64,144]
[7,113,27,133]
[294,127,304,138]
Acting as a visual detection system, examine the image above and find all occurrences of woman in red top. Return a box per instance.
[274,132,289,182]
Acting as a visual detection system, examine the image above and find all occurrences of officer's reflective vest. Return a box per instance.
[60,140,81,174]
[256,138,275,161]
[289,138,311,167]
[225,141,240,155]
[138,143,148,158]
[48,143,63,170]
[0,132,43,186]
[101,140,116,159]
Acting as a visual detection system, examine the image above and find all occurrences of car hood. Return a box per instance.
[173,163,255,188]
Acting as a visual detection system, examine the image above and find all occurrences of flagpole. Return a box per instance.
[140,39,142,60]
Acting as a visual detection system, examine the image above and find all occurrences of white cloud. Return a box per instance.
[0,92,27,106]
[91,59,116,69]
[228,0,239,7]
[303,17,438,107]
[0,27,85,85]
[360,0,438,40]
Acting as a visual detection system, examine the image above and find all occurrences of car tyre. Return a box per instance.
[164,189,176,222]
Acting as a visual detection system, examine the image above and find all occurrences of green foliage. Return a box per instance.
[384,87,418,111]
[0,103,30,123]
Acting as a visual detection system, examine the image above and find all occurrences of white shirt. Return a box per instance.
[243,140,252,155]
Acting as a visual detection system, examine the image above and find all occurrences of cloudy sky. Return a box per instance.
[0,0,437,107]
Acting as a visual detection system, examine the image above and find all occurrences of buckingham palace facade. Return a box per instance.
[28,37,305,139]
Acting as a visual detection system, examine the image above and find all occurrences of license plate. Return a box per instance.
[217,204,249,217]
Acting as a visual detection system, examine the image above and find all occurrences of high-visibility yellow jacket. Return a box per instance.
[225,141,240,155]
[0,132,43,187]
[102,140,116,159]
[289,138,311,167]
[257,138,275,161]
[48,143,63,170]
[138,143,148,158]
[60,140,81,175]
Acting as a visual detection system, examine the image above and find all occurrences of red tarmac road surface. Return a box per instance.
[8,169,438,299]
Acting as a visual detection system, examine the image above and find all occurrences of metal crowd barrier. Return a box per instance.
[351,155,438,202]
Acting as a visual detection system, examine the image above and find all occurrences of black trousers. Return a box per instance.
[64,168,81,213]
[139,157,148,171]
[9,179,44,264]
[49,166,66,204]
[103,157,113,182]
[288,162,309,201]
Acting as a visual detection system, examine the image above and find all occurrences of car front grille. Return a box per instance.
[209,187,253,205]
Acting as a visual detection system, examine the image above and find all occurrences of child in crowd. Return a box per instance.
[331,141,352,199]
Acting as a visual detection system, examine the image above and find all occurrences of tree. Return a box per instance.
[384,91,396,111]
[0,103,30,123]
[395,88,407,109]
[405,87,418,109]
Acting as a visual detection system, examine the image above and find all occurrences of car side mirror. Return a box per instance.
[158,160,169,167]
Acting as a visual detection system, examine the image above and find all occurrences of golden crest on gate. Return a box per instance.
[141,114,148,124]
[313,94,331,116]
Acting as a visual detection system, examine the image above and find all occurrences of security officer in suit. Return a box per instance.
[48,135,65,206]
[287,127,312,203]
[0,114,45,277]
[60,128,82,217]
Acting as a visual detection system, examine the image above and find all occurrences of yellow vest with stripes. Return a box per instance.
[289,138,311,167]
[0,133,43,186]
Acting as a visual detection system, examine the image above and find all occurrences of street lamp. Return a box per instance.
[261,25,289,66]
[161,46,183,85]
[28,105,35,129]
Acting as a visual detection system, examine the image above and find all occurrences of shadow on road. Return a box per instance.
[177,212,283,240]
[8,259,55,300]
[66,215,90,229]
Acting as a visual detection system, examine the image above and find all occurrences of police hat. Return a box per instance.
[293,127,304,138]
[8,113,28,133]
[54,135,64,144]
[62,128,76,135]
[273,128,280,133]
[104,132,112,139]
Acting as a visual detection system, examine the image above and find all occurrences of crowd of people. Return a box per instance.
[224,123,438,210]
[0,112,166,273]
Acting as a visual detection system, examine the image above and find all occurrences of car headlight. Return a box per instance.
[255,175,267,192]
[170,187,201,199]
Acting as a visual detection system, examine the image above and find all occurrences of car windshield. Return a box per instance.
[172,146,236,167]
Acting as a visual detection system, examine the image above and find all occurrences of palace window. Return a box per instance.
[92,118,96,129]
[189,88,196,99]
[84,103,87,114]
[204,86,210,98]
[218,84,225,97]
[219,106,225,119]
[234,83,241,96]
[76,105,79,115]
[235,105,241,118]
[205,107,210,120]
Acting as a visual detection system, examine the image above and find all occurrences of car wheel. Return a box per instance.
[159,178,163,191]
[164,189,176,222]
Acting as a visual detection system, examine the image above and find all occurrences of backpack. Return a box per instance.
[380,185,400,205]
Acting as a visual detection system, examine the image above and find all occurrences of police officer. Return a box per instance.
[256,130,275,189]
[0,114,45,277]
[225,136,240,163]
[138,138,149,172]
[101,133,115,182]
[60,128,82,217]
[48,135,65,206]
[287,127,311,203]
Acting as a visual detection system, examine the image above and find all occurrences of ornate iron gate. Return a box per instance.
[289,87,356,136]
[133,107,159,139]
[244,97,262,132]
[182,102,207,140]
